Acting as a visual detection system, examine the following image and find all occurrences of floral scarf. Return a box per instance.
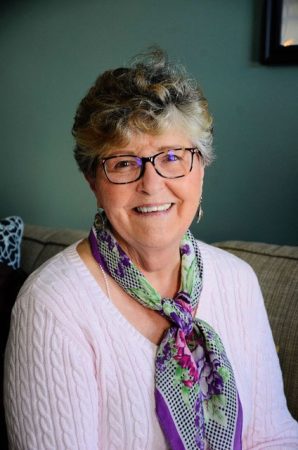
[89,212,242,449]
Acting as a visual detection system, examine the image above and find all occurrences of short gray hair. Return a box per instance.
[72,47,214,176]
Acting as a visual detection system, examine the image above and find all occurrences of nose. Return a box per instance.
[136,158,165,194]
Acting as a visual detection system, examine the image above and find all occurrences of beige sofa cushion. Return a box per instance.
[21,224,87,274]
[214,241,298,420]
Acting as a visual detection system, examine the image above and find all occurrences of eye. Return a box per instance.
[169,153,180,161]
[115,160,132,168]
[162,149,184,163]
[110,157,140,171]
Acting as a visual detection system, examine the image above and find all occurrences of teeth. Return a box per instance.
[136,203,171,213]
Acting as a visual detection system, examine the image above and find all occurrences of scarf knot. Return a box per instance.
[161,291,193,335]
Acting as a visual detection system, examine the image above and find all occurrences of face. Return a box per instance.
[87,128,204,258]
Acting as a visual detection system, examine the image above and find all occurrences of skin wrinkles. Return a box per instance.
[86,127,204,294]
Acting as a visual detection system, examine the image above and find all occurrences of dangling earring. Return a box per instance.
[196,197,203,224]
[95,207,107,230]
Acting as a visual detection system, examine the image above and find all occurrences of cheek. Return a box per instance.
[192,165,204,198]
[184,166,204,199]
[94,181,131,214]
[182,174,204,214]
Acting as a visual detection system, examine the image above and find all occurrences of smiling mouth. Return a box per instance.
[134,203,172,213]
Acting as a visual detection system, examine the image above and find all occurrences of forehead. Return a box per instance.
[104,128,193,156]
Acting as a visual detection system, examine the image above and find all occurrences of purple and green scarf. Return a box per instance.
[89,212,242,449]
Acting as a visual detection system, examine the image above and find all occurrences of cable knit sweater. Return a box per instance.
[4,241,298,450]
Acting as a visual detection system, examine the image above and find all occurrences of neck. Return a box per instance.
[115,235,182,298]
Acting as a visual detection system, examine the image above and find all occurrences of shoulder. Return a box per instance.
[20,243,81,291]
[196,240,259,287]
[14,242,90,317]
[196,240,264,331]
[196,241,265,356]
[197,240,254,271]
[10,242,106,353]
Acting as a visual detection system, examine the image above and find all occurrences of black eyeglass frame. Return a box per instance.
[98,147,202,185]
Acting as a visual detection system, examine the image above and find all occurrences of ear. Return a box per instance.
[85,174,103,209]
[85,174,96,193]
[200,160,205,188]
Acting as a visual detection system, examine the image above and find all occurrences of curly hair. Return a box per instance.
[72,48,214,176]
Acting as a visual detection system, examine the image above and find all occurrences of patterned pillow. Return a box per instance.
[0,216,24,269]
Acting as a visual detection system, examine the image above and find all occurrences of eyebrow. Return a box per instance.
[103,146,185,158]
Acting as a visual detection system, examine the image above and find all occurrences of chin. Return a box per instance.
[137,229,185,250]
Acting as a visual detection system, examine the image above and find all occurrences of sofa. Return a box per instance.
[2,223,297,447]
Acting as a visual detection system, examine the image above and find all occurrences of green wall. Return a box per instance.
[1,0,297,245]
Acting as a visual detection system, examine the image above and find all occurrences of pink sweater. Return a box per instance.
[4,241,298,449]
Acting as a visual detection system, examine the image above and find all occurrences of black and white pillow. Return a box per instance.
[0,216,24,270]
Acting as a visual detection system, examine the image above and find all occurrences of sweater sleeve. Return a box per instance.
[4,285,99,450]
[242,268,298,449]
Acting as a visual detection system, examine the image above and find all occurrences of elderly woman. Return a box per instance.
[4,49,298,449]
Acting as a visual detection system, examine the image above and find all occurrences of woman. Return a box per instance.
[4,49,298,449]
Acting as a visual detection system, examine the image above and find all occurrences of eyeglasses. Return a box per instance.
[99,147,201,184]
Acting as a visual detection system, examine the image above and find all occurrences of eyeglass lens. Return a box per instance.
[104,148,195,184]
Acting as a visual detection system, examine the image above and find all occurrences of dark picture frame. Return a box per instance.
[262,0,298,64]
